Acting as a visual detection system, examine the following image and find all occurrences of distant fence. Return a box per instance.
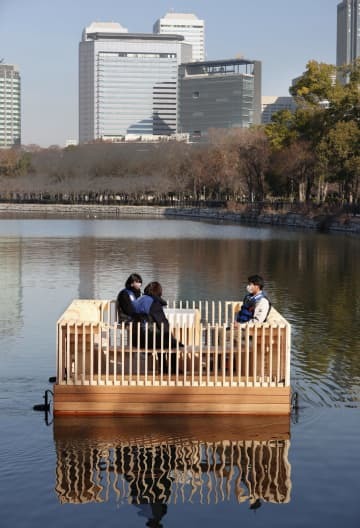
[0,192,359,214]
[0,192,225,208]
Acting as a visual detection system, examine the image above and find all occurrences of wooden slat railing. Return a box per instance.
[56,300,291,389]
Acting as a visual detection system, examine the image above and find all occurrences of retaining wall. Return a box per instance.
[0,203,359,233]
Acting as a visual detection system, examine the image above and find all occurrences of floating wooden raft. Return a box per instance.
[54,299,291,415]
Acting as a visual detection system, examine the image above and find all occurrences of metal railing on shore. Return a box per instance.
[2,193,359,216]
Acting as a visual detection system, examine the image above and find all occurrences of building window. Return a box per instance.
[192,91,200,99]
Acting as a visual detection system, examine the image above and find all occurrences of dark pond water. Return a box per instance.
[0,218,359,527]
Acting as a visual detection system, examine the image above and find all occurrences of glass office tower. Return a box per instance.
[79,22,191,143]
[337,0,360,67]
[178,59,261,141]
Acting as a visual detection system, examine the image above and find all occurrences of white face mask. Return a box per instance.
[246,284,254,294]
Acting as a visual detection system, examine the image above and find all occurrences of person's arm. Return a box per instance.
[252,297,270,323]
[117,290,136,318]
[149,300,182,348]
[149,300,170,333]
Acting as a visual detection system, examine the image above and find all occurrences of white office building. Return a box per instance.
[0,63,21,148]
[337,0,360,68]
[261,96,297,124]
[153,12,205,61]
[79,22,191,143]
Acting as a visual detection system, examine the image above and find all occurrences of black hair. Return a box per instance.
[125,273,142,289]
[248,274,264,289]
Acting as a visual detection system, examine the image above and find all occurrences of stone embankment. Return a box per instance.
[0,203,359,234]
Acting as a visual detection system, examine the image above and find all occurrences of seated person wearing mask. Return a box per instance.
[116,273,142,323]
[235,274,271,324]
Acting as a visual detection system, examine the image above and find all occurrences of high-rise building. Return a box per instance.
[79,22,191,143]
[261,96,297,124]
[0,63,21,148]
[337,0,360,68]
[178,59,261,141]
[153,12,205,61]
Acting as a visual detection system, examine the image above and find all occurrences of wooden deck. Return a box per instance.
[54,299,291,416]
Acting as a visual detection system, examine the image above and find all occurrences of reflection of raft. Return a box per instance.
[54,415,292,506]
[54,299,291,415]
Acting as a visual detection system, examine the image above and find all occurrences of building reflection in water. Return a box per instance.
[78,238,96,300]
[54,415,291,521]
[0,239,23,336]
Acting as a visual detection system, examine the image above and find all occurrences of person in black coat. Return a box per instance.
[116,273,143,323]
[134,282,182,372]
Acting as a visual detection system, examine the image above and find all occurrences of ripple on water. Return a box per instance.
[291,347,360,409]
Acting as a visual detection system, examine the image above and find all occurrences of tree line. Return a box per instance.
[0,59,359,207]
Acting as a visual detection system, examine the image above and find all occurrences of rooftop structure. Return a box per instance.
[82,21,128,40]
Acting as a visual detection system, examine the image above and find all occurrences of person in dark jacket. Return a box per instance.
[134,281,176,347]
[116,273,143,323]
[235,274,271,324]
[134,282,182,372]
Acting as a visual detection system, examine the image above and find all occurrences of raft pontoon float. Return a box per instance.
[53,299,291,415]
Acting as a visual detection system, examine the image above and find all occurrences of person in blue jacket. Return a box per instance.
[134,281,178,348]
[116,273,143,323]
[236,275,271,324]
[134,282,183,373]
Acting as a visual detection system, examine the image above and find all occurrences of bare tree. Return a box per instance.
[272,140,316,202]
[227,128,270,201]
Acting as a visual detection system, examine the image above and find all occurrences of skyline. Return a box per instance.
[0,0,340,147]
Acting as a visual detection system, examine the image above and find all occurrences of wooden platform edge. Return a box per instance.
[53,414,291,441]
[53,384,291,416]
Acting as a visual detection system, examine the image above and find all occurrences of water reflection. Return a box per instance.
[78,238,96,299]
[0,239,23,336]
[54,416,291,515]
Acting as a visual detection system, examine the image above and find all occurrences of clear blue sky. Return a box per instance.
[0,0,340,147]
